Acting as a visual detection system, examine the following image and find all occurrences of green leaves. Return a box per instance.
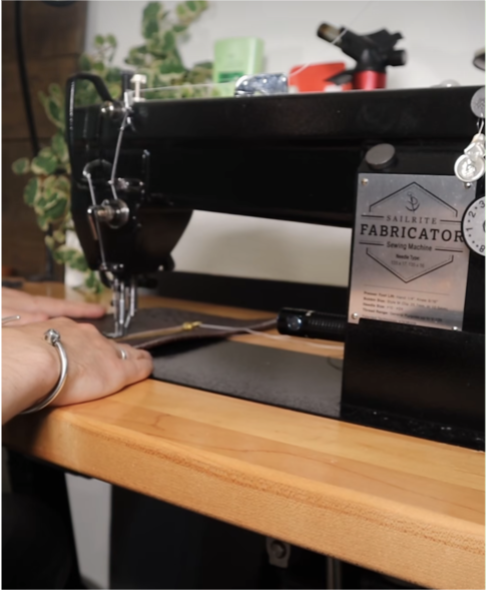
[127,0,210,81]
[173,23,187,34]
[48,242,103,294]
[176,0,208,25]
[125,45,148,67]
[106,34,117,47]
[41,175,70,219]
[53,246,88,271]
[163,30,176,51]
[45,235,55,251]
[187,60,213,84]
[21,169,70,239]
[142,2,163,39]
[105,66,123,83]
[84,270,104,294]
[25,174,70,232]
[12,157,31,175]
[13,1,212,296]
[124,0,211,89]
[92,34,117,61]
[23,177,41,206]
[76,35,120,106]
[44,196,68,222]
[53,229,66,244]
[37,214,50,232]
[158,57,186,74]
[31,147,58,175]
[51,132,69,164]
[48,82,63,104]
[39,84,65,131]
[144,1,163,21]
[79,53,93,72]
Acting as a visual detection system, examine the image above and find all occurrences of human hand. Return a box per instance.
[2,318,153,422]
[2,287,106,325]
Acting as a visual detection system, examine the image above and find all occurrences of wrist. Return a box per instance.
[29,337,62,407]
[21,329,69,414]
[2,328,61,422]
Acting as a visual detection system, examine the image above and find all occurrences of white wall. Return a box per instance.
[85,0,485,287]
[72,2,484,588]
[67,475,111,589]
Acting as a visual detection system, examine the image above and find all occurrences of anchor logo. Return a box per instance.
[405,192,420,212]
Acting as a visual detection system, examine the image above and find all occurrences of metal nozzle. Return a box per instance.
[317,23,342,45]
[473,48,485,71]
[389,49,407,67]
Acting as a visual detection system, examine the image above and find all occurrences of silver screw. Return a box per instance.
[361,178,369,186]
[465,182,472,189]
[351,312,359,320]
[131,74,147,101]
[270,541,287,559]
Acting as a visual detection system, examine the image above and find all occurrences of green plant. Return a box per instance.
[12,1,211,293]
[126,0,213,98]
[11,84,104,291]
[75,1,214,105]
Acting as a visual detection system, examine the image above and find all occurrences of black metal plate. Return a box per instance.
[151,339,484,449]
[152,340,343,419]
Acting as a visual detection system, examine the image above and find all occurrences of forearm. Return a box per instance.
[2,330,59,423]
[2,366,41,423]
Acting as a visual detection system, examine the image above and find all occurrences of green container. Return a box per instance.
[213,37,264,84]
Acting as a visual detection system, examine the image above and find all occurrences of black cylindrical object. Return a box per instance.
[278,308,346,342]
[41,1,77,6]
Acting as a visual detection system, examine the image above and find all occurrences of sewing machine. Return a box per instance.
[66,73,485,449]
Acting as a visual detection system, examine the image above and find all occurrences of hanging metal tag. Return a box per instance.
[454,132,486,183]
[470,87,485,119]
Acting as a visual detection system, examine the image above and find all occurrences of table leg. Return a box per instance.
[327,556,342,589]
[6,450,85,589]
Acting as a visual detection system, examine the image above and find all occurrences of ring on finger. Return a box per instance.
[118,347,128,360]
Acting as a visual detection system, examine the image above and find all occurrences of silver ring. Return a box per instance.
[119,347,128,360]
[2,315,21,325]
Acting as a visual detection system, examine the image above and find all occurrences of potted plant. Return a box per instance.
[12,0,211,293]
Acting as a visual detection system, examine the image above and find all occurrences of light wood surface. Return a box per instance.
[3,283,485,590]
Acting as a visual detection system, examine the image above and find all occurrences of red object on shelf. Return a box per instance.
[289,62,352,92]
[353,70,386,90]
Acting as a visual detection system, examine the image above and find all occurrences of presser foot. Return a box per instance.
[105,277,138,340]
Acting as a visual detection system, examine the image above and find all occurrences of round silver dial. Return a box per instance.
[462,197,485,256]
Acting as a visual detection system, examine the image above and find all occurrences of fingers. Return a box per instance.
[116,344,153,384]
[2,288,106,319]
[67,324,153,392]
[124,352,154,385]
[32,296,106,319]
[2,308,48,326]
[17,313,50,325]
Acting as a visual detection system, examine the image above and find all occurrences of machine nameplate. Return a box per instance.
[349,174,475,330]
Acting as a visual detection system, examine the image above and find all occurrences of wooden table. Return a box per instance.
[3,283,485,590]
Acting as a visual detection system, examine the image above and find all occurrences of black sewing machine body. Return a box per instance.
[67,78,485,448]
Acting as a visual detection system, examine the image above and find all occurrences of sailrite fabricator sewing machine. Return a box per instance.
[66,73,485,449]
